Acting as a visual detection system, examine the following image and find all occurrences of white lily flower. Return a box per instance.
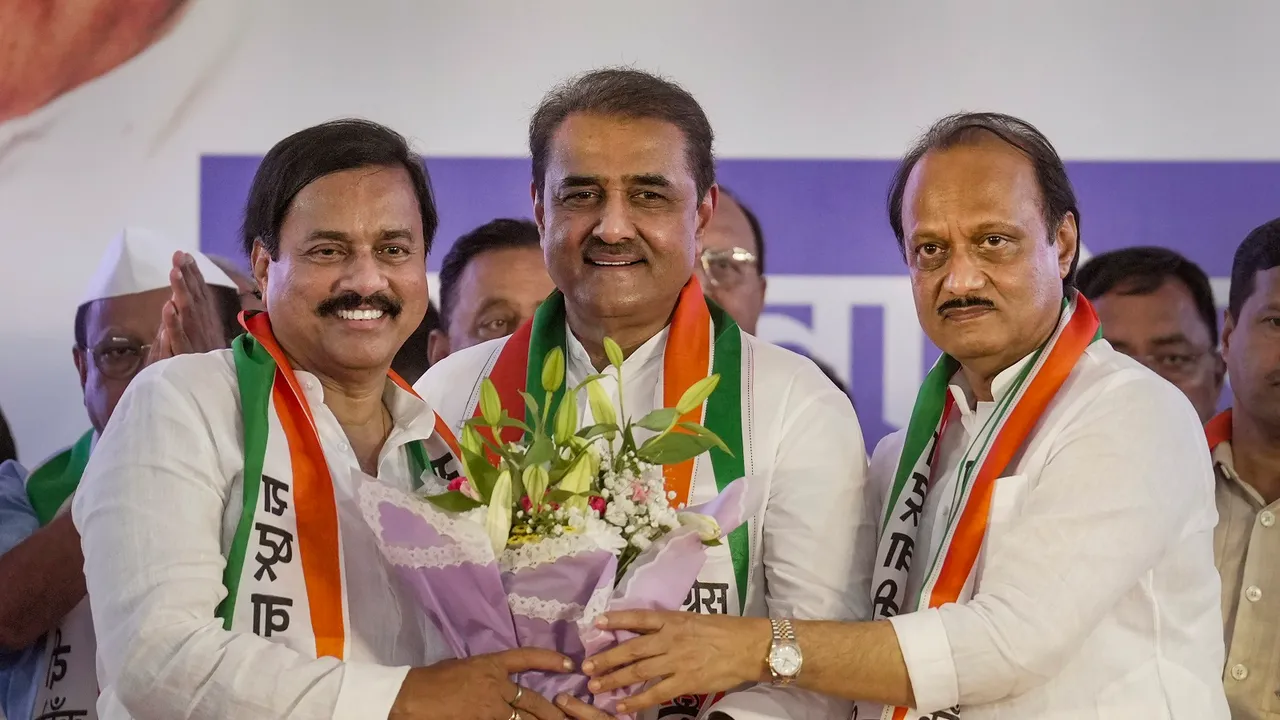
[677,512,722,543]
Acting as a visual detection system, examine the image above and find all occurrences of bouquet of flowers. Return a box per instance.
[358,338,758,715]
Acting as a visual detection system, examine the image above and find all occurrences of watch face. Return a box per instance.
[769,645,803,676]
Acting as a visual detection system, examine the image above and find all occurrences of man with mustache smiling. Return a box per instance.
[417,68,871,720]
[579,113,1228,719]
[72,119,576,720]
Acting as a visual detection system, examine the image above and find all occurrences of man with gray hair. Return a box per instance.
[417,68,873,720]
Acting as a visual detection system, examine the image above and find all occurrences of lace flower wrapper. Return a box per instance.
[356,474,760,716]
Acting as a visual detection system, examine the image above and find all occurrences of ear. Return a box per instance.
[695,184,719,240]
[427,328,452,366]
[1055,211,1080,280]
[250,239,271,305]
[73,345,88,391]
[1221,310,1237,356]
[531,181,545,237]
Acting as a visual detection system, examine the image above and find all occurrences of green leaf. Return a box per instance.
[577,423,618,441]
[517,390,541,429]
[498,416,533,435]
[524,435,555,466]
[479,379,502,427]
[546,488,583,504]
[540,347,566,394]
[460,445,499,500]
[425,491,483,513]
[553,388,579,444]
[603,337,625,369]
[676,422,732,455]
[675,374,720,415]
[636,407,680,433]
[636,432,721,465]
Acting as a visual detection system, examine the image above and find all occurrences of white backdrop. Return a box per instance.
[1,0,1278,463]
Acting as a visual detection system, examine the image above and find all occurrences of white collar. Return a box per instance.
[948,351,1037,416]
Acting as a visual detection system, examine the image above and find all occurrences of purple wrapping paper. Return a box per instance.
[357,475,760,716]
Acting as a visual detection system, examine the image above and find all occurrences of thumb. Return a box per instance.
[498,648,575,674]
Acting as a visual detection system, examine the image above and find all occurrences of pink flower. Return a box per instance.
[447,476,481,501]
[589,496,607,514]
[630,483,650,504]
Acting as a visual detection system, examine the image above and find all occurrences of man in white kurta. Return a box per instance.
[73,119,580,720]
[571,112,1228,719]
[415,68,874,720]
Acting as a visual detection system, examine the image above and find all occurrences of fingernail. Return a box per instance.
[581,660,594,674]
[588,679,601,692]
[617,703,628,713]
[595,616,608,628]
[556,695,569,707]
[562,658,574,671]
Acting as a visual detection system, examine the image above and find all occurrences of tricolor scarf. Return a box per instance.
[857,294,1101,720]
[476,278,749,718]
[25,430,98,720]
[216,311,463,661]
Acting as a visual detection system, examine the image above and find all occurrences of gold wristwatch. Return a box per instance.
[767,618,803,685]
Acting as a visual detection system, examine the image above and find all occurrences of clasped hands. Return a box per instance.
[391,611,770,719]
[145,251,232,365]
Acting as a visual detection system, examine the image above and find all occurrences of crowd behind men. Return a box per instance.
[0,66,1276,720]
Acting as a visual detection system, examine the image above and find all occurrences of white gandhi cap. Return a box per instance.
[80,227,237,306]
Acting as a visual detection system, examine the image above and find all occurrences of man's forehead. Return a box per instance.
[907,142,1041,216]
[704,194,755,252]
[546,113,692,184]
[84,288,170,340]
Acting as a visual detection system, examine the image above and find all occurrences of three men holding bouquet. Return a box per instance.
[69,68,1232,720]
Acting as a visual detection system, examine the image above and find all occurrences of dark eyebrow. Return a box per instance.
[379,228,413,241]
[559,175,601,190]
[626,173,672,188]
[1149,333,1194,348]
[968,220,1026,237]
[307,230,350,243]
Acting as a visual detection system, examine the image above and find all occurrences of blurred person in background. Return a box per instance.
[427,218,554,365]
[1208,217,1280,720]
[0,228,237,720]
[391,300,441,385]
[1078,246,1225,422]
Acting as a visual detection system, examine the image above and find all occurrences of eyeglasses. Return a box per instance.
[699,247,758,290]
[86,337,152,380]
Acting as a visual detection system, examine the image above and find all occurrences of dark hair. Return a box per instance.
[437,218,542,329]
[1076,246,1218,341]
[74,286,242,348]
[241,118,437,258]
[887,112,1081,291]
[391,300,441,384]
[718,186,765,275]
[1229,217,1280,320]
[529,68,715,201]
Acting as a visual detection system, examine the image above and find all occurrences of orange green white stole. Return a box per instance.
[216,311,462,660]
[858,293,1101,720]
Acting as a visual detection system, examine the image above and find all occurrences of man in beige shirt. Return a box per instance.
[1210,216,1280,719]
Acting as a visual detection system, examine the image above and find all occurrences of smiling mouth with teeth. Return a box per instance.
[335,308,386,321]
[588,259,644,267]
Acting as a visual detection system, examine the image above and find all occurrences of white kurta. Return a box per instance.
[869,341,1230,718]
[72,350,452,720]
[417,323,876,720]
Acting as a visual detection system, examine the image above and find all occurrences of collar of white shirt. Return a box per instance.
[564,322,669,378]
[947,351,1036,420]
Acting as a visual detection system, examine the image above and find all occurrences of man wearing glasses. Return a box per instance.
[1077,246,1225,422]
[697,188,766,335]
[0,228,237,720]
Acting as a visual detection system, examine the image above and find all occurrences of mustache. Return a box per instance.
[315,291,403,318]
[937,296,996,315]
[581,236,646,260]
